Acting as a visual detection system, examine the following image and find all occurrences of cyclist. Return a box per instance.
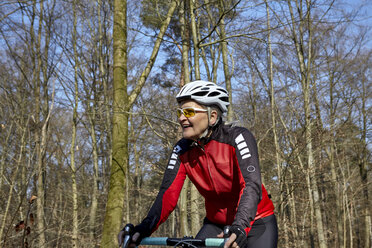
[118,80,278,248]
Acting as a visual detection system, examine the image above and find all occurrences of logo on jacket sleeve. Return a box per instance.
[235,134,251,159]
[173,145,182,153]
[167,152,178,169]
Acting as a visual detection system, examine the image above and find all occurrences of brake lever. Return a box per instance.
[223,225,230,244]
[122,224,134,248]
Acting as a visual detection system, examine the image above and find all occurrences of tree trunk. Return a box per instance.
[179,178,190,236]
[326,77,344,248]
[0,122,15,243]
[100,1,129,247]
[287,1,327,246]
[190,183,201,235]
[264,0,288,246]
[288,168,299,243]
[101,1,179,246]
[88,112,99,243]
[359,60,371,248]
[87,0,106,243]
[218,0,233,122]
[0,123,26,246]
[189,0,200,80]
[71,1,79,245]
[133,141,141,224]
[31,0,47,246]
[180,0,190,85]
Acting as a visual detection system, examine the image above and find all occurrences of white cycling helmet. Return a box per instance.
[176,80,229,113]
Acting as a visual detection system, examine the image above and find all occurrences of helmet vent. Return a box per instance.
[191,86,203,91]
[209,92,220,97]
[193,91,208,96]
[220,97,229,102]
[218,89,228,94]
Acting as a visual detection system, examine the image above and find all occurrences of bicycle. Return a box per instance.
[121,224,230,248]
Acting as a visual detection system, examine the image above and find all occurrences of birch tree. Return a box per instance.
[287,1,327,246]
[70,0,79,246]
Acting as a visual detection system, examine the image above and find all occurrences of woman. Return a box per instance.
[119,80,278,248]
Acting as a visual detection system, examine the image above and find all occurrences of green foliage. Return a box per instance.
[140,0,178,30]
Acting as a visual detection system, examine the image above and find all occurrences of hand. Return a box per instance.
[129,232,140,248]
[217,226,248,248]
[217,232,238,248]
[118,223,143,248]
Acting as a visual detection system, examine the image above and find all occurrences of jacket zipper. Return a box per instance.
[197,144,216,192]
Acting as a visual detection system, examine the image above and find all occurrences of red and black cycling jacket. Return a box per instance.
[134,122,275,237]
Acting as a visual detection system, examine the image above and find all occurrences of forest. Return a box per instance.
[0,0,371,247]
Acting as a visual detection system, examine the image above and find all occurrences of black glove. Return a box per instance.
[119,223,152,247]
[228,225,248,248]
[131,223,151,245]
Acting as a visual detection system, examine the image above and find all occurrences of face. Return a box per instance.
[178,101,217,140]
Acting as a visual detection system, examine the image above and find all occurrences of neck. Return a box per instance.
[195,128,214,146]
[193,117,222,143]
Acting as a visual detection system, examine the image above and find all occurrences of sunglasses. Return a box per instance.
[177,107,207,118]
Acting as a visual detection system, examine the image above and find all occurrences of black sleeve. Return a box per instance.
[134,143,187,236]
[231,128,262,228]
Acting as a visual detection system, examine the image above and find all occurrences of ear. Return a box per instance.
[209,109,218,126]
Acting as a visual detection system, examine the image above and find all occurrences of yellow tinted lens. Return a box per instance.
[177,109,182,118]
[183,108,196,117]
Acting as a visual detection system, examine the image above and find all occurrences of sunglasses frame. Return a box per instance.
[177,107,208,118]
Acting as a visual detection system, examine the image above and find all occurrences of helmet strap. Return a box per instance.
[198,107,221,140]
[197,107,211,140]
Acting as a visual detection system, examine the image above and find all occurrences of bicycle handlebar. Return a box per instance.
[120,223,229,248]
[139,237,224,247]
